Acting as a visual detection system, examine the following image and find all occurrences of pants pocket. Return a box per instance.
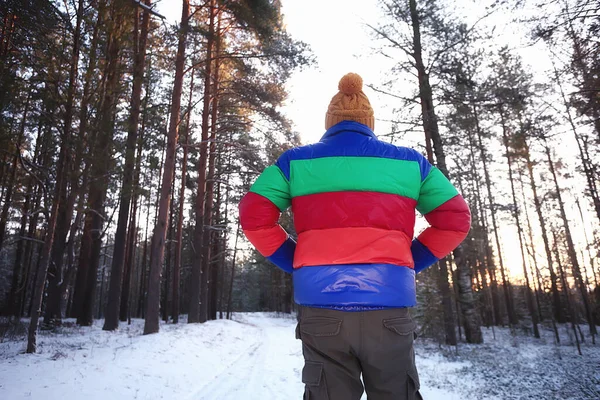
[300,316,342,337]
[302,361,329,400]
[383,316,417,336]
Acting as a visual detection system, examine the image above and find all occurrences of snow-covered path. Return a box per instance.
[189,314,305,399]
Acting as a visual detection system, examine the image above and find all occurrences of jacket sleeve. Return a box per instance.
[239,164,295,273]
[412,165,471,273]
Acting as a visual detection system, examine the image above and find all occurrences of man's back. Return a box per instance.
[239,73,471,399]
[241,119,469,309]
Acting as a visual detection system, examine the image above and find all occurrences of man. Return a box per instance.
[239,73,471,400]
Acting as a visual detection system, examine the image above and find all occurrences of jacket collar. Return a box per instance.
[320,121,377,141]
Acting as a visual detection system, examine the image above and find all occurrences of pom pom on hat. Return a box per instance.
[338,73,363,95]
[325,73,375,131]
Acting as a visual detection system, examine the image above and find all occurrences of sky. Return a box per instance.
[153,0,598,282]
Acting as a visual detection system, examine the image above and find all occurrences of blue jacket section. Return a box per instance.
[411,239,439,273]
[267,237,296,274]
[293,264,417,309]
[275,121,431,181]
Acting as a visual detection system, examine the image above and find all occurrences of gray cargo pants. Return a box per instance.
[296,306,423,400]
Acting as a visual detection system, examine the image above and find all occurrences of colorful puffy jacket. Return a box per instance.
[239,121,471,309]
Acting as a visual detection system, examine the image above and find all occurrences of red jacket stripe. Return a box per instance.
[292,191,417,236]
[294,227,413,269]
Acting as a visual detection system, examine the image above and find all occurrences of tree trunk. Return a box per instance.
[5,157,35,318]
[162,174,175,322]
[552,230,582,355]
[523,139,563,323]
[545,142,597,342]
[200,11,221,323]
[500,110,539,338]
[172,71,194,324]
[78,0,125,326]
[44,0,85,326]
[26,173,64,352]
[104,0,151,331]
[70,2,102,319]
[144,0,190,335]
[190,0,215,324]
[453,245,483,343]
[518,169,544,323]
[473,104,515,326]
[408,0,462,344]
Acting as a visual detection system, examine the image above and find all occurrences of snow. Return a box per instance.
[1,314,599,399]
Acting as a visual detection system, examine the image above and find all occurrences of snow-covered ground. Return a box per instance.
[1,314,598,399]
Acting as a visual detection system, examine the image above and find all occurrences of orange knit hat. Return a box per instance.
[325,73,374,131]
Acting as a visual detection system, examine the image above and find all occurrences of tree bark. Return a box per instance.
[408,0,457,344]
[552,230,582,355]
[500,110,539,338]
[474,104,515,326]
[545,142,597,342]
[44,0,85,326]
[200,10,221,323]
[172,71,194,324]
[104,0,151,331]
[190,0,215,324]
[78,0,125,326]
[70,2,102,319]
[144,0,190,335]
[523,138,563,323]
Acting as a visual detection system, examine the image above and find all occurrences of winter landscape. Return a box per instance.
[1,0,600,399]
[1,313,599,399]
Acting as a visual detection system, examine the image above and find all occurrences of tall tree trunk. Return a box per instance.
[473,104,515,326]
[172,73,194,324]
[518,168,544,323]
[409,0,464,344]
[544,141,597,342]
[120,106,147,322]
[500,110,539,338]
[162,173,175,322]
[552,230,582,355]
[104,0,151,331]
[523,139,563,323]
[200,11,221,323]
[144,0,190,335]
[5,138,38,318]
[26,171,64,352]
[44,0,85,325]
[79,0,125,326]
[70,3,102,319]
[190,0,215,324]
[137,174,152,318]
[120,190,137,321]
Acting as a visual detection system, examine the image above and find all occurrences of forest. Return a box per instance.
[0,0,598,367]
